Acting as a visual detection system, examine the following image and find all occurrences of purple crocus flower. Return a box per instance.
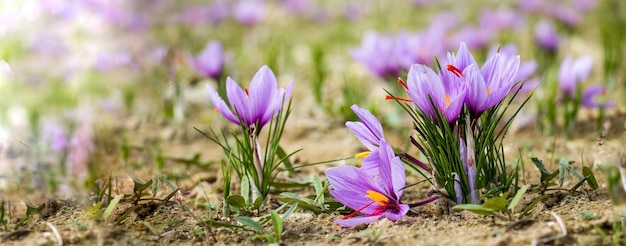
[479,9,525,32]
[558,55,593,97]
[326,140,409,227]
[489,44,538,94]
[232,0,266,26]
[406,43,473,124]
[465,53,520,118]
[187,40,224,80]
[351,31,406,80]
[534,20,560,52]
[208,65,294,132]
[346,104,384,152]
[405,63,466,124]
[581,84,614,108]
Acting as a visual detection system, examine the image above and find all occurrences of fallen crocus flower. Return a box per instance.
[326,140,409,227]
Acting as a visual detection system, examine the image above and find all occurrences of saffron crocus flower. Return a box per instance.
[187,40,224,80]
[534,20,560,52]
[351,31,405,80]
[558,55,593,97]
[581,84,614,108]
[489,44,538,94]
[326,140,409,227]
[345,104,384,152]
[406,64,466,124]
[232,0,266,26]
[208,65,294,133]
[465,52,520,118]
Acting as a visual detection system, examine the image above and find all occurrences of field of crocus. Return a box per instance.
[1,0,625,245]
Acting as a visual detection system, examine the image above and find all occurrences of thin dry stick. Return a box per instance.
[45,222,63,246]
[531,212,568,246]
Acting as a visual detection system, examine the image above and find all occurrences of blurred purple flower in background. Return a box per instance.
[479,9,525,32]
[453,25,494,50]
[534,20,560,52]
[207,65,294,132]
[326,140,409,228]
[187,40,224,80]
[558,55,592,97]
[351,31,405,80]
[517,0,543,12]
[232,0,266,26]
[581,84,614,108]
[280,0,312,15]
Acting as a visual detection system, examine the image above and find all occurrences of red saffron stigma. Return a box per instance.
[385,95,412,102]
[446,64,463,78]
[397,77,408,89]
[243,87,249,96]
[214,108,219,113]
[342,201,376,220]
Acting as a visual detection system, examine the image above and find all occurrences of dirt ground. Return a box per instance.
[0,96,625,245]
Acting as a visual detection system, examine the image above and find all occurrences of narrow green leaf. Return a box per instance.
[571,177,589,191]
[271,211,282,241]
[508,184,529,211]
[482,197,508,211]
[202,220,243,229]
[558,158,569,187]
[277,145,295,175]
[226,195,247,209]
[103,195,122,221]
[151,175,160,198]
[520,195,545,219]
[452,204,495,216]
[281,203,298,221]
[531,157,555,183]
[274,196,322,214]
[235,216,263,233]
[583,166,599,190]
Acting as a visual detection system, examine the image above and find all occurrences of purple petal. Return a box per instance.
[225,77,250,124]
[346,104,384,151]
[326,165,384,215]
[453,42,478,71]
[249,65,277,126]
[207,85,238,124]
[407,64,446,120]
[382,203,409,221]
[376,140,396,198]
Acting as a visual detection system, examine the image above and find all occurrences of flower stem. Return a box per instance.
[407,195,441,207]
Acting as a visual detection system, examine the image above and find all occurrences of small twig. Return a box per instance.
[46,222,63,246]
[531,212,567,246]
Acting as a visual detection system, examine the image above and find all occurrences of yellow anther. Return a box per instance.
[365,190,389,206]
[355,151,371,159]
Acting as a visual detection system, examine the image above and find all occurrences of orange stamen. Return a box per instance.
[355,151,371,159]
[445,94,451,107]
[446,64,463,78]
[365,190,389,206]
[487,86,491,95]
[397,77,408,89]
[244,87,249,98]
[214,108,219,113]
[385,95,412,102]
